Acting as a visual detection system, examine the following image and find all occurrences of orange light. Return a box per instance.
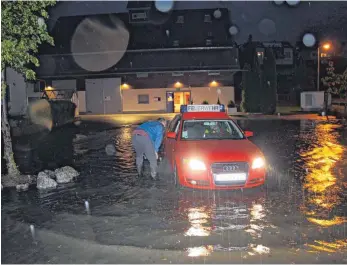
[121,83,129,89]
[322,43,331,50]
[209,81,218,87]
[174,81,183,88]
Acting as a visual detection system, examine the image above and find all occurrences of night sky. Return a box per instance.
[48,1,347,44]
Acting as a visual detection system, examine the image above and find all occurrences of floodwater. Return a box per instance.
[2,116,347,263]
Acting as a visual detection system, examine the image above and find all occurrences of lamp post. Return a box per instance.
[317,43,331,91]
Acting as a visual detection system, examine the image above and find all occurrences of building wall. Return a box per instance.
[52,80,76,90]
[77,91,86,113]
[256,47,293,65]
[85,78,122,114]
[122,86,234,112]
[6,68,28,116]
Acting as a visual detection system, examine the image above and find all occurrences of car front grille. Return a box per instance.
[211,162,249,186]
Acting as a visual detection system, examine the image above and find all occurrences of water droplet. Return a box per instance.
[229,25,239,36]
[302,33,316,47]
[105,144,116,156]
[286,0,300,6]
[155,0,174,13]
[274,0,284,5]
[85,200,91,215]
[30,224,36,241]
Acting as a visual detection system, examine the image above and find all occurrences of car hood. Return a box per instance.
[176,139,263,163]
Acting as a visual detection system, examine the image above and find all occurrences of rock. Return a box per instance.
[54,166,79,184]
[37,172,57,189]
[43,169,56,179]
[16,183,29,192]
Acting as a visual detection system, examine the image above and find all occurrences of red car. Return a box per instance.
[163,104,266,190]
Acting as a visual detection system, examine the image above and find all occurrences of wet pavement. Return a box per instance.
[2,115,347,263]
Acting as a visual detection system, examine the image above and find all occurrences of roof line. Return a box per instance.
[38,69,242,79]
[39,46,238,57]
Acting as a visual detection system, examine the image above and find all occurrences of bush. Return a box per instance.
[202,100,209,105]
[227,100,236,108]
[241,63,261,112]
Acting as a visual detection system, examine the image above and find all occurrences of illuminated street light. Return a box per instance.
[322,43,331,50]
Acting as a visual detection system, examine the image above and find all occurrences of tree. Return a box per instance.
[321,61,347,99]
[241,63,262,113]
[1,1,55,177]
[261,48,277,114]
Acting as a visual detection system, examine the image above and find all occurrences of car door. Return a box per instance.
[170,117,181,165]
[164,115,181,163]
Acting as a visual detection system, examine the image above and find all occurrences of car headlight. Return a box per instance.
[252,157,265,169]
[186,159,207,171]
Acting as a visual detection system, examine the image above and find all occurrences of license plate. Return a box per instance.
[214,173,247,182]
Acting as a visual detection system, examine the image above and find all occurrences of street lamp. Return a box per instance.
[317,42,331,91]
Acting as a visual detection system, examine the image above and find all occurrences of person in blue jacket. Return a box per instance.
[132,118,166,179]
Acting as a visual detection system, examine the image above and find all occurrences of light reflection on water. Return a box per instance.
[299,122,347,253]
[179,191,273,257]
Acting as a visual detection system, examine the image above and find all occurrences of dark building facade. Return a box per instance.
[35,5,240,114]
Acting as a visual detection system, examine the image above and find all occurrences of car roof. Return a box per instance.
[182,112,230,120]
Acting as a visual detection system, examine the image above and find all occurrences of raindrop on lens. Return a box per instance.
[155,0,174,13]
[30,224,36,241]
[286,0,300,6]
[274,0,284,5]
[105,144,116,156]
[302,33,316,47]
[85,200,90,214]
[229,25,239,36]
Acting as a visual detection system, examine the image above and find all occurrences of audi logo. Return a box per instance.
[222,165,239,172]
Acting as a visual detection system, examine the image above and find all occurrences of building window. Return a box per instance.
[257,51,264,64]
[176,15,184,24]
[284,51,292,58]
[206,39,212,46]
[257,51,264,59]
[138,94,149,104]
[173,40,179,47]
[204,14,212,23]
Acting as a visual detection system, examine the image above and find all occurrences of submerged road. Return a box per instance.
[2,115,347,263]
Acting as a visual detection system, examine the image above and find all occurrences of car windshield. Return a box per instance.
[181,120,244,140]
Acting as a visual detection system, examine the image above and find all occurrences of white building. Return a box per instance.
[77,71,235,114]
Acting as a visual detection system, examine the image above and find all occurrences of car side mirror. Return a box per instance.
[244,131,254,137]
[167,132,177,139]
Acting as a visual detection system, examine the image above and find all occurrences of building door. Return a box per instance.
[86,79,104,114]
[85,78,122,114]
[173,91,191,113]
[102,78,122,114]
[166,92,174,113]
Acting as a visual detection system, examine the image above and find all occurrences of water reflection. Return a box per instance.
[307,239,347,253]
[299,122,347,252]
[178,190,272,257]
[185,207,211,237]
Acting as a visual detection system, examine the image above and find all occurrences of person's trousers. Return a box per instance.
[132,134,157,178]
